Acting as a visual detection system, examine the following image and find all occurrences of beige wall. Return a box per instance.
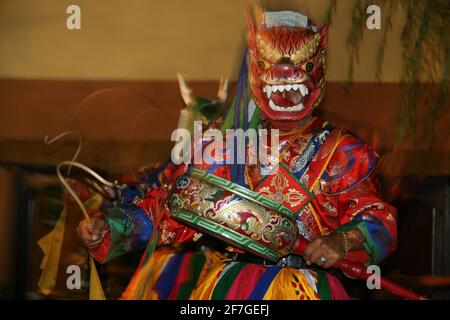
[0,0,405,82]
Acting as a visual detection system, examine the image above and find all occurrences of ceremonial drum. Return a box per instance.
[168,168,299,262]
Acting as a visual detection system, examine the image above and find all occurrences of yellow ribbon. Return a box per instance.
[89,257,106,300]
[37,207,67,295]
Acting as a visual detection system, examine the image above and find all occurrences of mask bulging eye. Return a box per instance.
[304,62,314,72]
[258,60,268,71]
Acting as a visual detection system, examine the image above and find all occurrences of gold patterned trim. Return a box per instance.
[307,130,344,235]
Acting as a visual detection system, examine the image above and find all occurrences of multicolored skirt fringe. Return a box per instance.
[121,247,349,300]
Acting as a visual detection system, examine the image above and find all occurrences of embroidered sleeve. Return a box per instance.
[321,134,397,265]
[136,188,201,246]
[92,184,201,263]
[334,175,397,265]
[91,201,154,263]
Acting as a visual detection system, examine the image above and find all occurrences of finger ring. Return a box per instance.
[319,256,327,264]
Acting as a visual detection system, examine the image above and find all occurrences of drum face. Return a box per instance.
[169,171,298,262]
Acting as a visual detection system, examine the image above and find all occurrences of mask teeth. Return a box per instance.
[269,99,305,112]
[263,82,310,112]
[263,83,309,99]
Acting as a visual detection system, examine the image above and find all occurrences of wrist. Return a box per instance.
[340,229,366,254]
[341,232,352,256]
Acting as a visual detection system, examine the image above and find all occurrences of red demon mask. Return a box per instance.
[247,11,328,126]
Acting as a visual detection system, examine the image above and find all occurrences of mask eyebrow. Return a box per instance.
[291,33,321,64]
[256,34,283,63]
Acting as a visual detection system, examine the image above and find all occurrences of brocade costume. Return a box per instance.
[87,10,397,300]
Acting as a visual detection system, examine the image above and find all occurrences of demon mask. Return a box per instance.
[247,11,328,126]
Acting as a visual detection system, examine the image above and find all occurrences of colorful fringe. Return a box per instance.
[121,248,348,300]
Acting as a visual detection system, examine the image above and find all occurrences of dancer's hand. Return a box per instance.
[303,233,346,268]
[304,230,365,268]
[77,215,109,250]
